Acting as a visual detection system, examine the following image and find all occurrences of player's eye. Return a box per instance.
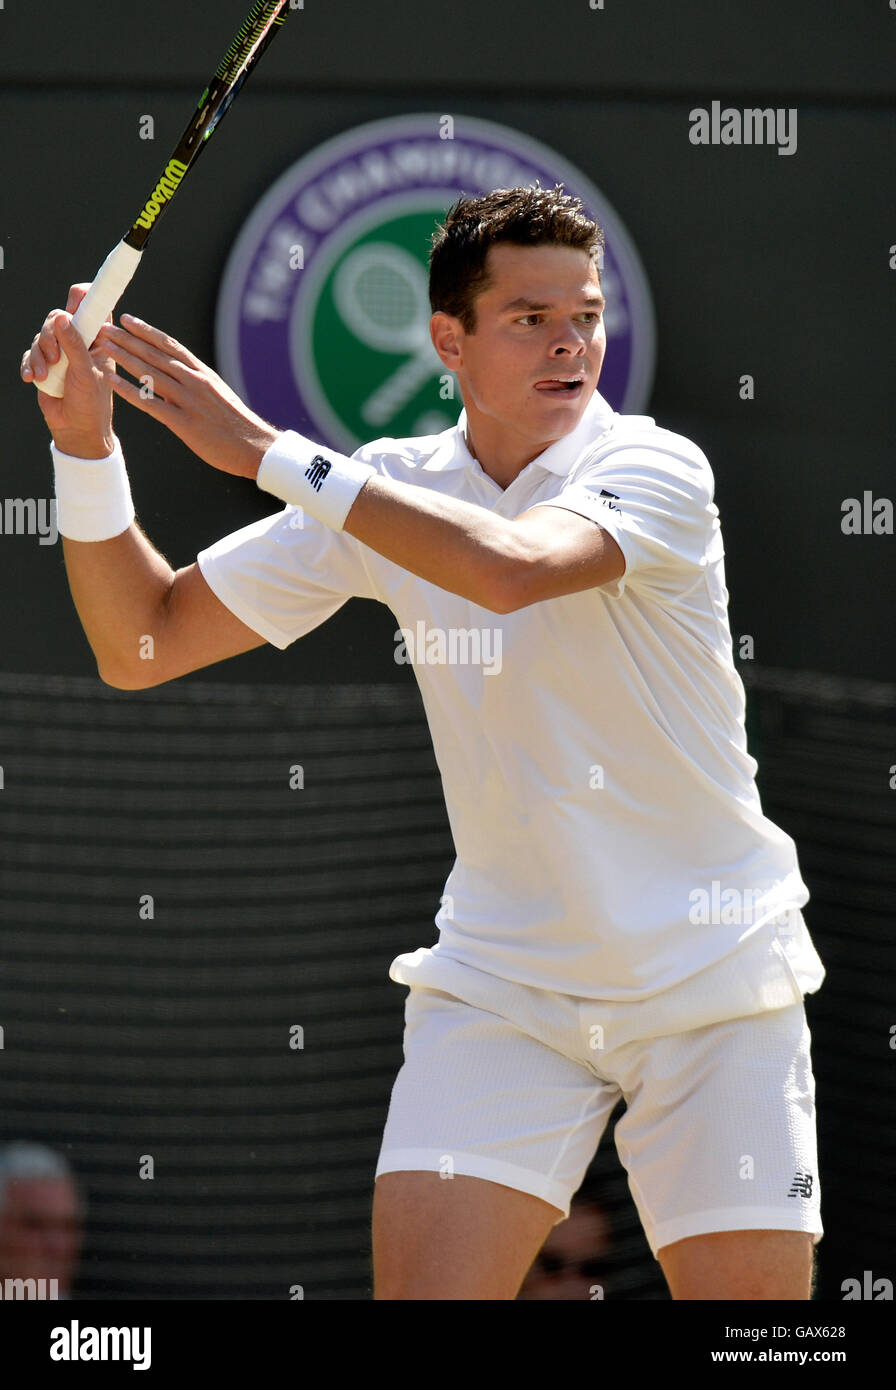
[516,312,601,326]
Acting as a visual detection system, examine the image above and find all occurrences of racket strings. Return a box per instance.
[354,265,420,333]
[215,0,286,85]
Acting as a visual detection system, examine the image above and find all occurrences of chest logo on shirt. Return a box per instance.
[215,115,657,454]
[599,489,622,512]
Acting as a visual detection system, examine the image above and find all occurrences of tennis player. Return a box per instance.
[22,185,825,1301]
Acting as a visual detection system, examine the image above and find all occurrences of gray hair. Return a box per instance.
[0,1143,84,1217]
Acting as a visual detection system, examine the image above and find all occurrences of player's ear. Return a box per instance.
[430,310,463,371]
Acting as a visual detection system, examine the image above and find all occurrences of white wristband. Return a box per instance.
[51,434,135,542]
[256,430,375,531]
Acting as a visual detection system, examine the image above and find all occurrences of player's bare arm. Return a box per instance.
[85,312,625,614]
[21,289,267,689]
[343,477,625,613]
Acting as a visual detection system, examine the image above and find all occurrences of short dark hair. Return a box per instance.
[428,183,604,333]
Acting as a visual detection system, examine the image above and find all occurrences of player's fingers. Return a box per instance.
[22,338,47,382]
[64,283,93,316]
[99,337,185,401]
[109,369,177,423]
[56,315,99,376]
[118,313,201,369]
[35,312,67,371]
[100,325,201,389]
[95,322,161,372]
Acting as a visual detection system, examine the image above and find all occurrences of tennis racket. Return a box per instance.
[36,0,294,398]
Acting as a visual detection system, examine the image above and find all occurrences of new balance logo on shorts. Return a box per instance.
[305,456,332,491]
[788,1171,814,1198]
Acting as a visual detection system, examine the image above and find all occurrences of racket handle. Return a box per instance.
[36,240,144,398]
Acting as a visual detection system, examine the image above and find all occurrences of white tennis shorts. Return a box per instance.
[375,939,823,1259]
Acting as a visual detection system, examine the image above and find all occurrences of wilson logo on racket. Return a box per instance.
[34,0,295,400]
[133,159,190,231]
[305,456,332,492]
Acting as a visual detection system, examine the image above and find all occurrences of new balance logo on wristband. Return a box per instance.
[305,456,332,492]
[256,437,373,531]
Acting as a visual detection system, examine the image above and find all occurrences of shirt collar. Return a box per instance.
[419,387,617,475]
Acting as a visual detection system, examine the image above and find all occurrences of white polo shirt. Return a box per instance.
[196,388,825,1008]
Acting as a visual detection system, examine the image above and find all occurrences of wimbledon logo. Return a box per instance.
[215,114,656,453]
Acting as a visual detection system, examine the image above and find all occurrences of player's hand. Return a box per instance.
[95,315,280,480]
[20,285,116,459]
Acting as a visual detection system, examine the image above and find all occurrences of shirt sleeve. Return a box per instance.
[196,502,378,650]
[533,440,720,602]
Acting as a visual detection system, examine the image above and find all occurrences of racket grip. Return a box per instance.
[36,240,144,398]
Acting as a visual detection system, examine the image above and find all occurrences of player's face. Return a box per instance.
[432,242,606,467]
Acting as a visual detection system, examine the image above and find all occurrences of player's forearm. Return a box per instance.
[77,320,526,610]
[62,524,175,687]
[342,473,527,612]
[252,431,530,611]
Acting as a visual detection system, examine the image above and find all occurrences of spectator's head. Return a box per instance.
[0,1143,85,1294]
[518,1197,612,1300]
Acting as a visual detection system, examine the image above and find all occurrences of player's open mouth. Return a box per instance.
[533,377,585,393]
